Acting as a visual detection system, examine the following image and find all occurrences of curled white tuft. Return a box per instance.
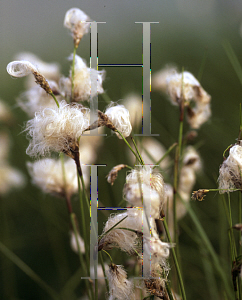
[15,52,60,85]
[7,60,38,77]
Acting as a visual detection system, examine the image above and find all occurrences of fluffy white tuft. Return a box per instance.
[152,68,211,129]
[107,264,135,300]
[59,54,105,101]
[27,157,81,198]
[99,208,143,254]
[64,8,90,42]
[105,103,132,138]
[218,144,242,193]
[25,100,90,157]
[122,94,142,129]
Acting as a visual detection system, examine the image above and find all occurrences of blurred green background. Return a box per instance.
[1,0,242,299]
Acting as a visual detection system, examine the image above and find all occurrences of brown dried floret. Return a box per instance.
[107,164,127,185]
[144,275,168,300]
[191,189,209,201]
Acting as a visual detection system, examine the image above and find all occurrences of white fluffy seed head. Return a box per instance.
[105,103,132,138]
[218,144,242,193]
[182,146,202,171]
[0,164,25,195]
[64,8,90,45]
[166,71,201,104]
[125,167,165,198]
[27,157,79,198]
[153,68,211,128]
[99,208,143,254]
[143,236,172,263]
[7,61,38,78]
[107,264,134,300]
[124,183,162,219]
[122,94,142,129]
[152,66,177,92]
[70,230,85,254]
[127,137,171,172]
[60,54,105,101]
[178,146,201,203]
[187,102,211,129]
[25,100,90,157]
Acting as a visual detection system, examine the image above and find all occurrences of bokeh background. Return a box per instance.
[1,0,242,299]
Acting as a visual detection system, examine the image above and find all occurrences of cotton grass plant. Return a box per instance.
[2,6,242,300]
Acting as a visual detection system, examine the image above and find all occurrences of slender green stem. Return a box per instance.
[180,194,232,297]
[71,46,77,100]
[178,119,183,157]
[131,137,145,165]
[60,152,67,195]
[0,241,60,300]
[173,68,184,245]
[239,193,242,256]
[173,145,179,242]
[208,188,241,192]
[95,278,98,300]
[80,172,90,213]
[162,217,187,300]
[77,166,87,254]
[239,103,242,140]
[153,142,177,169]
[98,216,128,241]
[222,39,242,86]
[102,249,113,264]
[70,213,94,300]
[115,129,143,165]
[50,92,59,108]
[165,281,175,300]
[101,93,112,104]
[228,193,237,260]
[60,267,83,298]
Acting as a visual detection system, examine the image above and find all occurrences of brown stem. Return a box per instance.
[73,150,83,178]
[65,194,73,215]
